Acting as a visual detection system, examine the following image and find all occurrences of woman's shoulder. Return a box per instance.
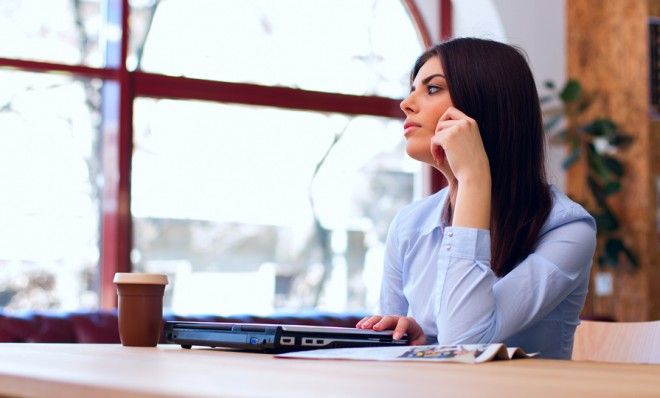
[541,185,596,234]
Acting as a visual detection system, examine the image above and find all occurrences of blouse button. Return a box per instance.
[448,232,454,237]
[446,244,451,251]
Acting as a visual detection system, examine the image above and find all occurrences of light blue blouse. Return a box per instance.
[380,185,597,359]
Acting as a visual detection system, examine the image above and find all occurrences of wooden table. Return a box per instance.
[1,344,659,397]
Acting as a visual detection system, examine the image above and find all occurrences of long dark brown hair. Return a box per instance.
[412,38,552,277]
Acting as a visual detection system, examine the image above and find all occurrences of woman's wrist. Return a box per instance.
[457,172,491,188]
[456,160,491,185]
[452,171,492,229]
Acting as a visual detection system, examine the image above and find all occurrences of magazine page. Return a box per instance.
[506,346,537,359]
[276,344,536,364]
[402,344,502,364]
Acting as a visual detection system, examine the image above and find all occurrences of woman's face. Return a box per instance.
[400,56,454,175]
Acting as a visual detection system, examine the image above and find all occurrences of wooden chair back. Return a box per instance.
[572,320,660,364]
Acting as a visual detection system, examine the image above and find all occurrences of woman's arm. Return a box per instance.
[431,107,492,230]
[426,105,598,343]
[356,211,427,345]
[434,214,596,344]
[378,213,408,316]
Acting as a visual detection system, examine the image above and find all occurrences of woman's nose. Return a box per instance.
[400,94,416,115]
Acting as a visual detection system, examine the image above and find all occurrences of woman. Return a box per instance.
[356,38,596,359]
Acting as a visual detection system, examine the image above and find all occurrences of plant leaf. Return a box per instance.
[609,133,634,148]
[560,80,582,103]
[605,238,624,267]
[587,175,609,208]
[622,245,639,268]
[588,147,613,182]
[594,212,619,232]
[543,115,562,132]
[562,147,580,169]
[583,119,617,137]
[604,181,621,194]
[602,156,624,177]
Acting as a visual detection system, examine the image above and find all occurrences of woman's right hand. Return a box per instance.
[432,107,490,183]
[356,315,427,345]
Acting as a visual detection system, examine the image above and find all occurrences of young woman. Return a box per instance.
[356,38,597,359]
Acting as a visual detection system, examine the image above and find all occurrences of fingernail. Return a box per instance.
[393,333,400,340]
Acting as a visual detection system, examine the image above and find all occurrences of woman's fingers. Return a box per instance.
[431,121,460,161]
[355,316,372,328]
[435,119,461,132]
[407,319,427,345]
[357,315,427,346]
[430,141,445,166]
[356,315,383,329]
[392,317,409,340]
[373,315,399,331]
[439,106,471,122]
[410,333,427,345]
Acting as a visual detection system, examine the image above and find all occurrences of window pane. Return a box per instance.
[129,0,423,97]
[0,0,110,67]
[0,70,103,311]
[131,98,421,314]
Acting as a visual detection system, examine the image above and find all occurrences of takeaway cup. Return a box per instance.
[114,273,168,347]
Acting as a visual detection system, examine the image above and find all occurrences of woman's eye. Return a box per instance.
[427,85,442,94]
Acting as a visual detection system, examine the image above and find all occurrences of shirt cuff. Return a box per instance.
[441,226,491,261]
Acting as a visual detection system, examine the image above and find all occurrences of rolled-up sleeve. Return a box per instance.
[434,213,596,345]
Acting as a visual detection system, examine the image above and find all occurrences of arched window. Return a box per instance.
[0,0,439,313]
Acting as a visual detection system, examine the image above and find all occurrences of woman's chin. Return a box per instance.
[405,145,431,163]
[405,144,454,179]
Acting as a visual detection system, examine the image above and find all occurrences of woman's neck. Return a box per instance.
[446,178,458,224]
[448,179,458,214]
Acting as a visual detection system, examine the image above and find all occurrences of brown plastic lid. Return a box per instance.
[113,272,168,285]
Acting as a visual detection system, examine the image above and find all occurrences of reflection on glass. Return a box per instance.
[0,0,109,67]
[131,98,420,314]
[129,0,423,97]
[0,70,103,311]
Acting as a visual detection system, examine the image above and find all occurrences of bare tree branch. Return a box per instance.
[309,120,351,306]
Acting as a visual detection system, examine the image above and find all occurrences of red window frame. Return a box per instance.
[0,0,451,309]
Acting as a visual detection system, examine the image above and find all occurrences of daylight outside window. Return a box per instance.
[0,0,425,314]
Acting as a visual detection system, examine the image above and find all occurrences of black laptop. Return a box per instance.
[164,321,409,353]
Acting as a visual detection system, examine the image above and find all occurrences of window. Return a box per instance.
[130,0,421,98]
[131,99,419,313]
[0,69,104,310]
[0,0,106,67]
[0,0,438,313]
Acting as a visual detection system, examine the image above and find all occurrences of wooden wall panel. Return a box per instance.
[651,120,660,318]
[567,0,658,321]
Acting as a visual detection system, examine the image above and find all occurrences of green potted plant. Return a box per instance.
[542,79,638,272]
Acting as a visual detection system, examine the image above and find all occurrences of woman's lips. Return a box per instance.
[403,122,421,137]
[404,126,418,136]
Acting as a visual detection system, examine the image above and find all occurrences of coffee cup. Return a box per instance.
[113,273,168,347]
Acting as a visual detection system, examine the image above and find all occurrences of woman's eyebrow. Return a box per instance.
[421,73,446,85]
[410,73,447,92]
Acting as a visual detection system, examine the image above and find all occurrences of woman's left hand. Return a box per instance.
[431,107,490,182]
[356,315,427,345]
